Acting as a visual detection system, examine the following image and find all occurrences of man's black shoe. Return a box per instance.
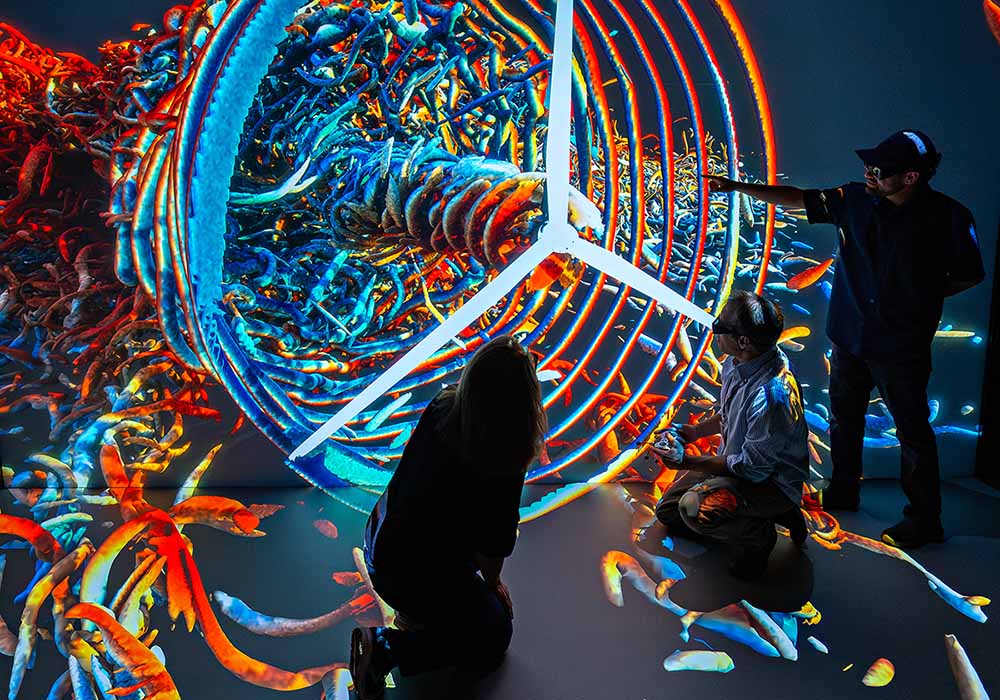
[775,508,808,548]
[881,518,944,549]
[818,484,860,512]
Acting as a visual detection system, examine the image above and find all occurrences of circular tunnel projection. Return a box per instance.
[109,0,790,513]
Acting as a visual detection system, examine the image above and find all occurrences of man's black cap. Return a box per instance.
[855,130,942,176]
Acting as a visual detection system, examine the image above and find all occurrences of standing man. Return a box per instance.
[653,291,810,580]
[704,130,985,548]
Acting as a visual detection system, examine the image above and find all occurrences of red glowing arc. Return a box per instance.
[986,0,1000,46]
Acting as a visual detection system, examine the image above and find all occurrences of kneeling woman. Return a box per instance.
[350,336,546,698]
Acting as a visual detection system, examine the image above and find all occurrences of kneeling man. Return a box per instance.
[653,291,809,579]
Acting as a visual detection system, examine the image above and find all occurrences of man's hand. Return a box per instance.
[494,580,514,620]
[677,424,700,443]
[702,174,740,193]
[650,429,685,467]
[475,553,503,588]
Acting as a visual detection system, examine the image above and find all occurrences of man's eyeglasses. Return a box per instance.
[865,163,900,181]
[864,164,884,180]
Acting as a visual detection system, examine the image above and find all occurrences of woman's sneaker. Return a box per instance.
[350,627,391,699]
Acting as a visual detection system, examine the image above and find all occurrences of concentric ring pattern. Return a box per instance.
[105,0,784,512]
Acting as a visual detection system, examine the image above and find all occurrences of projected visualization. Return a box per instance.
[0,0,992,697]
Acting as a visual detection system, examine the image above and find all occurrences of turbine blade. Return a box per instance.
[289,243,555,459]
[566,237,714,327]
[544,0,576,227]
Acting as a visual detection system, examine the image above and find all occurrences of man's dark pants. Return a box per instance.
[828,344,941,524]
[655,471,796,561]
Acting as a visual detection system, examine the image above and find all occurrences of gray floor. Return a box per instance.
[3,477,997,699]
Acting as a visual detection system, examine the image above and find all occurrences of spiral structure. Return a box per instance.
[94,0,794,509]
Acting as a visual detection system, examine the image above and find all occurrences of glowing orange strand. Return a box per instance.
[179,544,341,689]
[710,0,779,294]
[787,258,834,290]
[985,0,1000,45]
[65,603,181,700]
[0,514,63,562]
[169,496,262,535]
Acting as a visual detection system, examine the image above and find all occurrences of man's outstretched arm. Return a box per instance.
[702,175,805,209]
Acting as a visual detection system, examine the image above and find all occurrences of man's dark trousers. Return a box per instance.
[655,471,796,561]
[828,344,941,524]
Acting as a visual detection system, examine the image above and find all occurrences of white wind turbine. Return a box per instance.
[289,0,715,462]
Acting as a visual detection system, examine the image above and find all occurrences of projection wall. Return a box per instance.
[2,0,997,501]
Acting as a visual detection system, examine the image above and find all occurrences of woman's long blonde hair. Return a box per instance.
[443,335,547,476]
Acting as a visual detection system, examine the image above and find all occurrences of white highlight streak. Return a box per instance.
[902,131,928,155]
[543,0,575,232]
[289,244,551,459]
[566,237,714,327]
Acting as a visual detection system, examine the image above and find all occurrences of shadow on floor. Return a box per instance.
[636,518,815,613]
[373,663,523,700]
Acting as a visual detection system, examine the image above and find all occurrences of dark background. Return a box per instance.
[2,0,997,480]
[733,0,1000,481]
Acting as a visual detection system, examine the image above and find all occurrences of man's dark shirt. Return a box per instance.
[364,388,524,576]
[803,182,984,360]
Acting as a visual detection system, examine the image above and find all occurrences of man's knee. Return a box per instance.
[828,392,867,420]
[893,416,937,448]
[678,486,739,533]
[679,490,701,519]
[654,494,681,526]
